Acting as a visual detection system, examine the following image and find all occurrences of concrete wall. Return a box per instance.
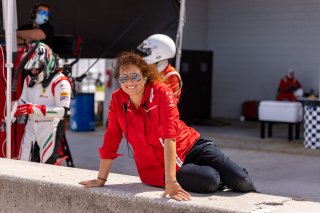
[183,0,320,118]
[1,158,320,213]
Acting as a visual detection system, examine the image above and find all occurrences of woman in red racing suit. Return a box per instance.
[80,52,257,201]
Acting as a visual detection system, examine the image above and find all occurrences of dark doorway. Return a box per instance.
[178,50,213,124]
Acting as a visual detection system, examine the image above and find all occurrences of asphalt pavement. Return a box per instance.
[65,119,320,203]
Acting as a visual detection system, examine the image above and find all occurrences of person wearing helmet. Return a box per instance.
[276,68,303,101]
[137,34,183,104]
[17,2,54,47]
[14,42,71,164]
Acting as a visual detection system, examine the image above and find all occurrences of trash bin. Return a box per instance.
[70,93,95,131]
[303,101,320,149]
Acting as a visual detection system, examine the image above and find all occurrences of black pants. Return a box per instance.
[176,138,257,193]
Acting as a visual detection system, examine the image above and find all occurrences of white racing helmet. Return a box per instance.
[23,42,57,84]
[137,34,176,64]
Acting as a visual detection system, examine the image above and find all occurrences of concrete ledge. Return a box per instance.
[1,158,319,213]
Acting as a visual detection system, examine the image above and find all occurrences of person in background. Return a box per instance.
[95,72,104,121]
[17,2,54,47]
[83,72,96,92]
[276,68,303,101]
[14,42,71,164]
[79,51,257,201]
[95,73,103,87]
[137,34,183,104]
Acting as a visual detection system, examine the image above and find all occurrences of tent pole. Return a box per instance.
[4,0,14,159]
[175,0,186,72]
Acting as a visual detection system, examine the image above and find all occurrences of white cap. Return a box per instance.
[288,68,295,75]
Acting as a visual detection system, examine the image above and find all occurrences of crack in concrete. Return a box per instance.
[256,201,286,206]
[250,200,291,213]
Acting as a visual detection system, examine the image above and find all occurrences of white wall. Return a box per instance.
[183,0,320,118]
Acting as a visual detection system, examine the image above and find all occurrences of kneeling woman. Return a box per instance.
[79,52,257,201]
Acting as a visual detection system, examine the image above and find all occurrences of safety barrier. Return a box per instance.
[0,158,319,213]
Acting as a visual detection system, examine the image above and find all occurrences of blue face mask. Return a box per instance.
[35,14,48,25]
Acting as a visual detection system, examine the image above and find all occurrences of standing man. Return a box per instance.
[17,2,54,47]
[137,34,183,104]
[14,42,71,164]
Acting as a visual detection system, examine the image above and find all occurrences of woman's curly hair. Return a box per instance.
[113,51,164,83]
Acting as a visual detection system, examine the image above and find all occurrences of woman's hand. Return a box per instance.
[79,159,112,189]
[79,178,106,189]
[162,181,191,201]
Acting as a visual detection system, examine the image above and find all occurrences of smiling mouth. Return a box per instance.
[127,86,137,89]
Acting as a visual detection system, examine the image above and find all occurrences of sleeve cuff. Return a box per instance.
[98,148,123,159]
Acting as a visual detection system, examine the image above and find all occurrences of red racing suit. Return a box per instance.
[99,82,199,187]
[276,75,302,101]
[161,64,182,104]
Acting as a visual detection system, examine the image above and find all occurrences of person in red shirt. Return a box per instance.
[276,69,303,101]
[137,34,183,104]
[79,52,257,201]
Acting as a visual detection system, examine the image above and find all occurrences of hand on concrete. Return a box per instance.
[162,182,191,201]
[79,179,105,189]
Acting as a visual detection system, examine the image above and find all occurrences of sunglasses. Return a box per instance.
[118,73,142,84]
[38,9,49,17]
